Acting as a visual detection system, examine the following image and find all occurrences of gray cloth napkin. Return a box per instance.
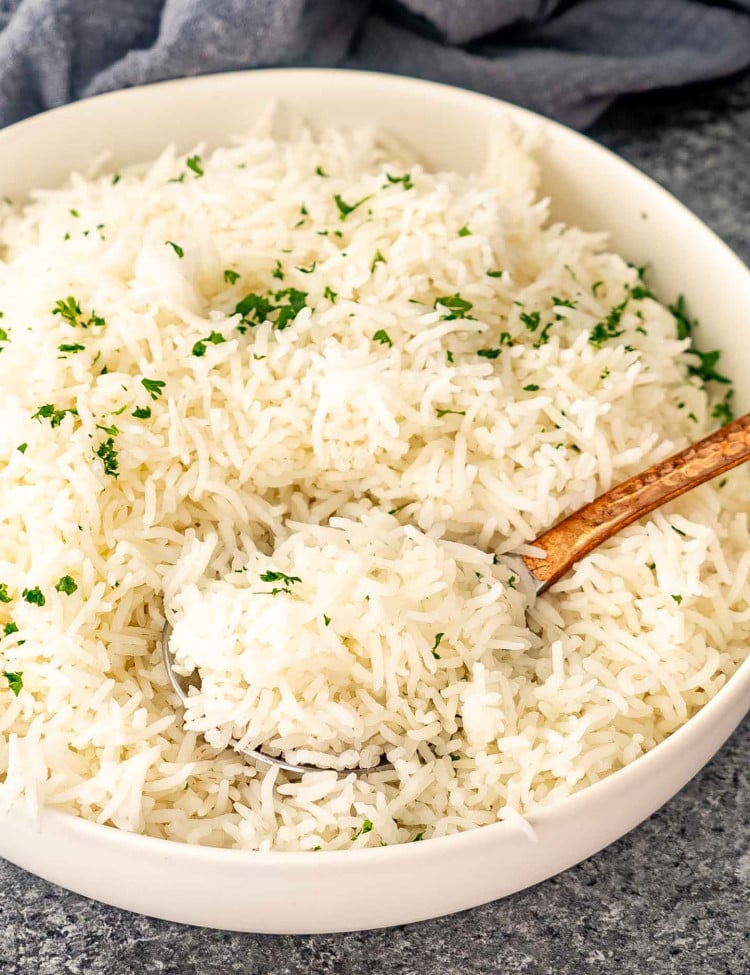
[0,0,749,130]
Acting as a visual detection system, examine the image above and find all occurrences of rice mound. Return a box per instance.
[0,118,747,851]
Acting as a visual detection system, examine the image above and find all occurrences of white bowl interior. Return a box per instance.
[0,69,748,934]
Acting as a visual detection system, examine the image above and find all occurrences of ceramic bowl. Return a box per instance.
[0,69,748,934]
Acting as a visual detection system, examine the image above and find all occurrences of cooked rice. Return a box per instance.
[0,119,746,850]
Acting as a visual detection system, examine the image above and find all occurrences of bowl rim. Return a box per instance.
[4,65,749,867]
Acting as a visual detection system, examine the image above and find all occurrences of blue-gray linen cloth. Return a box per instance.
[0,0,749,129]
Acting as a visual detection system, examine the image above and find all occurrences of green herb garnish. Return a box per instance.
[373,329,392,347]
[711,389,734,425]
[671,594,683,605]
[385,173,413,190]
[520,310,541,332]
[186,154,204,177]
[486,269,503,278]
[0,583,10,603]
[323,614,331,626]
[436,408,466,418]
[477,349,500,359]
[523,384,539,391]
[55,576,78,595]
[3,671,22,696]
[323,285,337,302]
[434,294,473,321]
[3,621,18,636]
[32,404,78,427]
[132,406,152,419]
[272,260,284,281]
[687,349,730,385]
[141,378,166,400]
[371,250,386,272]
[58,343,85,354]
[22,587,45,606]
[223,269,240,285]
[458,226,471,237]
[17,443,27,454]
[315,166,329,177]
[192,331,227,357]
[165,241,184,258]
[333,193,371,220]
[589,297,629,347]
[95,437,119,478]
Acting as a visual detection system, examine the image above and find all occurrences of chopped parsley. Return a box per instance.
[3,621,18,636]
[486,269,503,278]
[523,383,540,391]
[434,294,473,320]
[96,423,119,436]
[589,297,629,347]
[458,226,471,237]
[112,174,121,185]
[446,350,454,364]
[186,154,204,177]
[687,348,730,385]
[224,269,240,285]
[0,583,10,603]
[630,285,654,300]
[141,378,166,400]
[432,633,444,659]
[55,575,78,595]
[384,173,413,190]
[520,310,541,332]
[477,349,501,359]
[32,404,78,427]
[711,389,734,425]
[669,294,695,340]
[3,671,22,696]
[58,343,85,354]
[436,408,466,418]
[17,443,28,454]
[373,329,392,347]
[132,406,152,419]
[296,260,316,274]
[333,192,371,220]
[450,753,460,762]
[0,326,8,343]
[671,594,683,605]
[69,209,79,218]
[323,285,337,302]
[234,288,308,332]
[323,614,331,627]
[672,526,686,537]
[192,331,227,357]
[95,437,119,478]
[259,569,302,595]
[371,250,386,272]
[592,281,604,296]
[165,240,184,258]
[413,832,424,842]
[508,575,517,590]
[352,819,374,838]
[315,166,329,177]
[272,260,284,281]
[22,587,45,607]
[552,296,576,309]
[52,296,105,329]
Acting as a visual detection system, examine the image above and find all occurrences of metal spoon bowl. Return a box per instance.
[162,410,750,777]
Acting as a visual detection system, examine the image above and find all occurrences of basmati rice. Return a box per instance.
[0,118,746,850]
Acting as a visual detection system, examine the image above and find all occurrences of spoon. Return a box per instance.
[162,410,750,776]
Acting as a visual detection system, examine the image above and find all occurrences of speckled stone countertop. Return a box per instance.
[1,71,749,975]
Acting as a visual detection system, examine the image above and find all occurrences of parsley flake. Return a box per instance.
[3,621,18,636]
[436,408,466,418]
[523,384,540,391]
[487,269,503,278]
[95,437,119,478]
[186,154,204,177]
[671,594,683,605]
[315,166,329,177]
[477,349,500,359]
[32,404,78,427]
[333,193,371,220]
[385,173,413,190]
[373,329,392,347]
[371,250,386,272]
[55,576,77,595]
[165,241,184,258]
[132,406,152,419]
[711,389,734,425]
[22,587,45,607]
[323,614,331,626]
[458,226,472,237]
[141,378,166,400]
[223,269,240,285]
[323,285,337,302]
[3,671,22,696]
[17,443,28,454]
[58,343,85,354]
[434,294,473,320]
[0,583,10,603]
[520,310,541,332]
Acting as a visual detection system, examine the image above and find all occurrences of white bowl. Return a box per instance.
[0,69,748,935]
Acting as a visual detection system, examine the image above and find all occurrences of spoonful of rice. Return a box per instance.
[161,411,750,777]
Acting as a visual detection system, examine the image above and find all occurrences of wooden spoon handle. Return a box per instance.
[521,411,750,592]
